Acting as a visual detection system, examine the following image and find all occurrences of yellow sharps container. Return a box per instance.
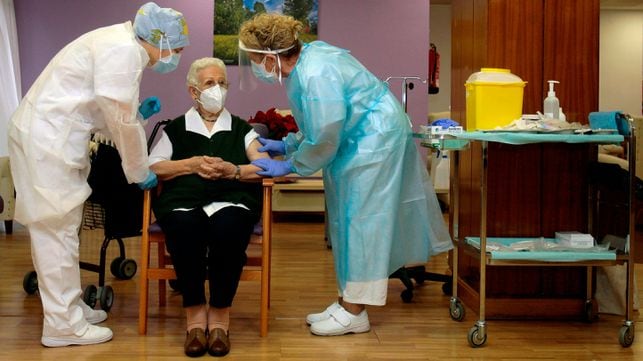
[465,68,526,130]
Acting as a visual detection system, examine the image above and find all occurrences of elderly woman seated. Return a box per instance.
[148,57,268,357]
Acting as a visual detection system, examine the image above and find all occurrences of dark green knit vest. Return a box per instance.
[153,114,262,222]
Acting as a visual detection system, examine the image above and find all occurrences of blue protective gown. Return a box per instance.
[283,41,452,305]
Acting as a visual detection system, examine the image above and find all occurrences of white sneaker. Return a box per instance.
[84,309,108,324]
[306,302,341,325]
[78,301,108,324]
[310,306,370,336]
[41,325,113,347]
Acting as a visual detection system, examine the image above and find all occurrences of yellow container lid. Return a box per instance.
[466,68,526,85]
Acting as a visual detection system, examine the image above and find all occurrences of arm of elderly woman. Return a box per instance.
[151,138,269,181]
[208,138,268,181]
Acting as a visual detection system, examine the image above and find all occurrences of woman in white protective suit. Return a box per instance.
[8,2,189,347]
[238,13,452,336]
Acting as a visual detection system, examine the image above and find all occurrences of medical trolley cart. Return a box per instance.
[422,125,636,348]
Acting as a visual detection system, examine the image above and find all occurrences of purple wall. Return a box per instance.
[15,0,429,148]
[14,0,214,129]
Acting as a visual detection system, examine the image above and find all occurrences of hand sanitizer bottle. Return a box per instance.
[543,80,560,119]
[559,107,566,122]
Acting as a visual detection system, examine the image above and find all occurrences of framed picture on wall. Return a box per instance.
[214,0,318,65]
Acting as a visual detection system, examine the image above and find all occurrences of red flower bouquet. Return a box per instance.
[248,108,298,140]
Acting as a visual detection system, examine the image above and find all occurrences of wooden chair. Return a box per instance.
[138,178,273,336]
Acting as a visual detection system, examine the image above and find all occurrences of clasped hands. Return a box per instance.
[193,155,236,180]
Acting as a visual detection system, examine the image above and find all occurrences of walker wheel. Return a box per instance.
[111,257,137,280]
[119,259,137,280]
[110,257,124,278]
[83,284,98,308]
[23,271,38,294]
[99,285,114,312]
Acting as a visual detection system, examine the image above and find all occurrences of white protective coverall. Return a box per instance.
[8,21,150,336]
[283,41,453,306]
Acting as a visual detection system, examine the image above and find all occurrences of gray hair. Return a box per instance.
[186,57,227,86]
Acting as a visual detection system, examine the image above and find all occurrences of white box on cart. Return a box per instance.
[555,231,595,248]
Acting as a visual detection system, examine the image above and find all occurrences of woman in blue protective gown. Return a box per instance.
[238,13,452,336]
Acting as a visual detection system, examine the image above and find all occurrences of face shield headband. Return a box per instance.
[238,40,295,92]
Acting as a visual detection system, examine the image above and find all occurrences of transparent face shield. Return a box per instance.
[238,40,295,92]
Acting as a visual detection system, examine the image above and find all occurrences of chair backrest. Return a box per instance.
[138,178,274,336]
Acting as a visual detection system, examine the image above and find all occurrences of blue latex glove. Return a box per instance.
[431,118,460,129]
[137,171,158,190]
[252,158,293,177]
[138,96,161,120]
[257,137,285,157]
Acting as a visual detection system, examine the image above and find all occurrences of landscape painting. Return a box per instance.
[214,0,318,64]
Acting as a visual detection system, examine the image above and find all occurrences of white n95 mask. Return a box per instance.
[197,85,227,113]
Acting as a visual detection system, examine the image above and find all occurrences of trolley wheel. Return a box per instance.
[99,285,114,312]
[450,300,465,321]
[83,284,98,308]
[23,271,38,294]
[619,325,635,347]
[442,280,453,296]
[401,289,413,303]
[467,325,487,348]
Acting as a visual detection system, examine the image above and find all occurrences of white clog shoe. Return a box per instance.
[41,324,113,347]
[306,301,341,325]
[310,306,370,336]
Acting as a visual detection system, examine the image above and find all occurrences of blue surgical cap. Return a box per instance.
[134,2,189,49]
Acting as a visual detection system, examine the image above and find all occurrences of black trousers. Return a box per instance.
[159,206,255,308]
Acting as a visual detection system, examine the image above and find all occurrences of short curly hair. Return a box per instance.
[238,13,303,57]
[186,57,226,87]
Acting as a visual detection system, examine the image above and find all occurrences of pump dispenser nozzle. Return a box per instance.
[547,80,559,96]
[544,80,560,119]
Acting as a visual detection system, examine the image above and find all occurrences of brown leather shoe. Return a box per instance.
[208,328,230,357]
[184,328,207,357]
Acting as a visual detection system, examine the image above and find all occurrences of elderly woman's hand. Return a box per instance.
[197,156,236,180]
[188,156,209,175]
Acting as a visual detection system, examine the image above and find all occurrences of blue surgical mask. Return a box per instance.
[152,52,180,74]
[251,56,279,84]
[152,36,180,74]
